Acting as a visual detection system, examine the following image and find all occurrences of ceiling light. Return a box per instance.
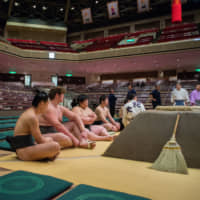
[3,0,9,3]
[42,6,47,10]
[60,8,64,12]
[14,2,19,6]
[32,5,36,9]
[49,52,55,59]
[71,7,75,10]
[95,0,99,4]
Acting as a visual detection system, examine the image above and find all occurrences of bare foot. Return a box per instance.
[103,135,114,141]
[80,140,96,149]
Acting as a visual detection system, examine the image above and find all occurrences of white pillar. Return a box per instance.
[160,18,166,29]
[80,32,84,40]
[130,24,135,33]
[194,11,200,23]
[104,29,109,37]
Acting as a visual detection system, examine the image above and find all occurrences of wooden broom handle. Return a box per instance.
[172,114,180,137]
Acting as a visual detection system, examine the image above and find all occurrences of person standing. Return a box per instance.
[190,84,200,106]
[109,88,117,117]
[150,84,161,109]
[171,82,189,106]
[127,83,136,98]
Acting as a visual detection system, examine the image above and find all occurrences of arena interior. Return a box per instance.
[0,0,200,200]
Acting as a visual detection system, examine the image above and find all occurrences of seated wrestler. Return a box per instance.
[6,91,61,161]
[94,95,120,132]
[72,94,115,141]
[123,93,145,127]
[39,87,96,149]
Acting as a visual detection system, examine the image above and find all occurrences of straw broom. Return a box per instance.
[151,114,188,174]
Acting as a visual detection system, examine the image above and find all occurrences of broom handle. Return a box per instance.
[172,114,180,138]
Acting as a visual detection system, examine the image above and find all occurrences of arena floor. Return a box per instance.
[0,139,200,200]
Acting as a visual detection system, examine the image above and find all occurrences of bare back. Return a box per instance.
[95,105,109,121]
[14,108,38,136]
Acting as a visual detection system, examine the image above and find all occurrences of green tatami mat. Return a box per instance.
[62,117,69,123]
[0,170,73,200]
[0,116,19,119]
[0,141,13,151]
[57,184,151,200]
[0,119,17,124]
[0,131,14,140]
[0,123,15,129]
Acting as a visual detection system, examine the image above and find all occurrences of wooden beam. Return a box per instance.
[64,0,71,23]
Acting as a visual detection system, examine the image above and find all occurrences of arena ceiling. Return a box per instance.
[0,0,200,35]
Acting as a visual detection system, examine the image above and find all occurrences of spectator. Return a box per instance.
[127,83,136,99]
[190,84,200,106]
[109,88,117,117]
[150,84,161,109]
[171,82,189,106]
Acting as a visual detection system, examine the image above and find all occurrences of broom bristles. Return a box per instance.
[151,138,188,174]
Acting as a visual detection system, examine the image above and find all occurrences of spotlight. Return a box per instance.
[42,6,47,11]
[32,5,36,9]
[71,7,75,10]
[14,2,19,6]
[95,0,99,4]
[60,8,64,12]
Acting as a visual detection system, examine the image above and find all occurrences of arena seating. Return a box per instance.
[6,23,200,53]
[0,79,197,114]
[7,38,47,50]
[40,41,76,52]
[65,80,198,114]
[158,23,200,42]
[7,39,75,52]
[0,82,34,111]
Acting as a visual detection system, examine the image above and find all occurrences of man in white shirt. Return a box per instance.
[123,94,145,127]
[171,82,189,106]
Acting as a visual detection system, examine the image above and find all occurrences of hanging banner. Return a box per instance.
[137,0,150,13]
[81,8,93,24]
[107,1,120,19]
[172,0,182,23]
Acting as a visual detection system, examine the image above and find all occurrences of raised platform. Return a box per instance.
[104,110,200,168]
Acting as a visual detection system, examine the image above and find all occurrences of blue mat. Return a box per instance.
[57,184,151,200]
[0,170,73,200]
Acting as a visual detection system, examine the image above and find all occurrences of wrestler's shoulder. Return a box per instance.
[95,106,100,111]
[21,111,37,124]
[71,106,79,111]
